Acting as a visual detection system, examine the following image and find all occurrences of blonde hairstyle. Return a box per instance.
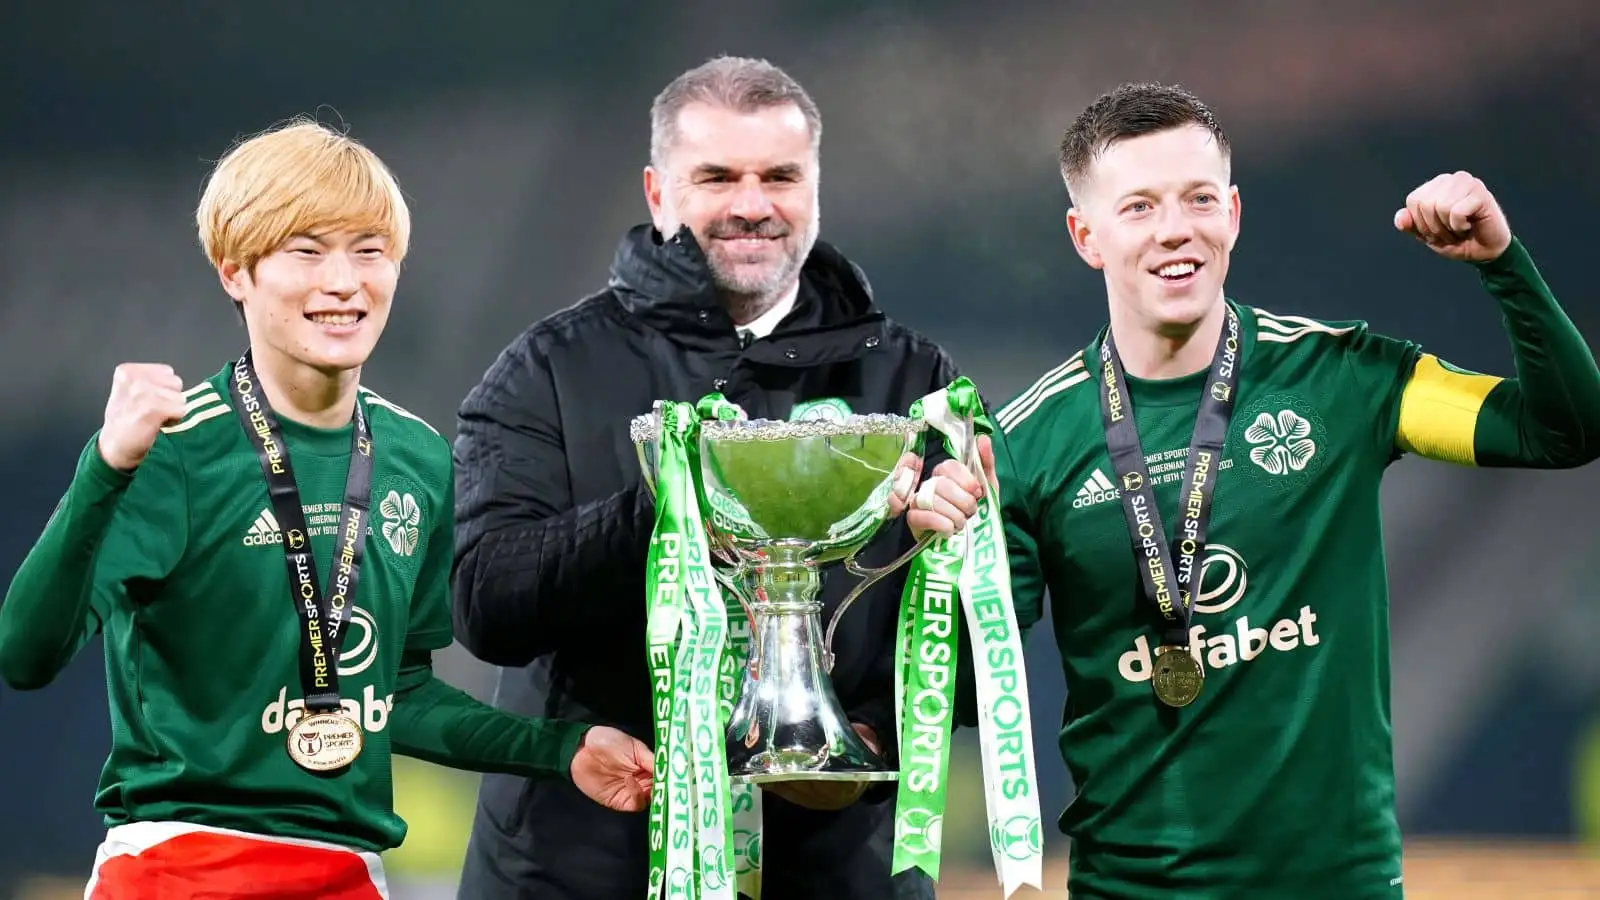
[196,116,411,275]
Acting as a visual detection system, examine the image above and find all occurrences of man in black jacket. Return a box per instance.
[449,55,985,900]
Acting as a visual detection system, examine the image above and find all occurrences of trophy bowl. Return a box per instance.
[632,407,926,783]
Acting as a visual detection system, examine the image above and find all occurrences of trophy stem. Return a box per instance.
[725,541,894,784]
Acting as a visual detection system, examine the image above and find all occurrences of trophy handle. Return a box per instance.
[635,401,665,500]
[821,531,936,669]
[714,558,764,676]
[636,443,657,499]
[820,411,984,672]
[715,564,756,628]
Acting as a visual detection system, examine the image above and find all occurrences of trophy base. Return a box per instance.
[724,687,898,786]
[732,769,899,785]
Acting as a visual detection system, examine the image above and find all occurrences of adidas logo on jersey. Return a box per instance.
[242,508,282,546]
[1072,469,1119,509]
[242,506,381,549]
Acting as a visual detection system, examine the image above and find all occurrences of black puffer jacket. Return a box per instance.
[449,224,960,899]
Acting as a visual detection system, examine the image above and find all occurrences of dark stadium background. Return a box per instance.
[3,2,1597,896]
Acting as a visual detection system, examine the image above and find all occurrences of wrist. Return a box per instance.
[94,435,136,474]
[562,722,595,780]
[83,436,138,489]
[1472,235,1525,273]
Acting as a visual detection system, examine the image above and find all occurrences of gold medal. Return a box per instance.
[286,711,364,774]
[1151,645,1204,707]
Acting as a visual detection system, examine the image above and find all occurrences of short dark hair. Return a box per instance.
[1057,82,1231,202]
[649,56,822,168]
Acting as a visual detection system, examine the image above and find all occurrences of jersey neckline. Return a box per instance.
[1085,299,1258,408]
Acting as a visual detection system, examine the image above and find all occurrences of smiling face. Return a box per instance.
[1066,124,1241,335]
[197,119,410,377]
[219,228,397,376]
[643,100,819,314]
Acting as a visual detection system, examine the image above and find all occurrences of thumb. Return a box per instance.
[889,452,920,514]
[978,435,996,482]
[1393,208,1414,232]
[631,739,655,773]
[894,453,920,493]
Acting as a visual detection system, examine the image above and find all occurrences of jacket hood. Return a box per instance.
[607,224,883,350]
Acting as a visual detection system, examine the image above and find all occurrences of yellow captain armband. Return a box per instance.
[1395,354,1505,464]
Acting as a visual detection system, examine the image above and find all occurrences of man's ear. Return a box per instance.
[643,166,667,233]
[1066,207,1104,270]
[1224,184,1242,252]
[218,260,250,301]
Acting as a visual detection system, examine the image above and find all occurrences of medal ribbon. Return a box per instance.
[228,351,372,718]
[644,400,735,900]
[1097,306,1241,650]
[893,377,1045,898]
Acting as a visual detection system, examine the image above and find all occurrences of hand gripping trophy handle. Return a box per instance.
[820,411,981,672]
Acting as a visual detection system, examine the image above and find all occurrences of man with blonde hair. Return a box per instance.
[0,117,653,899]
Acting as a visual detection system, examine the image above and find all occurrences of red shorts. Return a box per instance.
[84,821,390,900]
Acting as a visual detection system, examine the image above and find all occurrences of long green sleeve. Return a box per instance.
[384,438,590,777]
[387,652,591,777]
[0,437,183,690]
[1470,238,1600,467]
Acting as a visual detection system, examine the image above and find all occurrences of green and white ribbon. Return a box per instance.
[717,571,763,900]
[697,396,764,900]
[645,400,736,900]
[892,377,1045,898]
[890,460,964,882]
[645,382,1040,898]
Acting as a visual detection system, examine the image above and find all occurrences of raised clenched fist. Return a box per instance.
[1394,171,1512,263]
[97,363,189,472]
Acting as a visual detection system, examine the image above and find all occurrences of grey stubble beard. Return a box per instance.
[707,214,819,326]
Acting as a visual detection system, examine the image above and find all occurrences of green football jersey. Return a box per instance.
[994,301,1418,899]
[78,362,454,853]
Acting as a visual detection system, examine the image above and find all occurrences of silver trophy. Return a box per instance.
[632,405,947,784]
